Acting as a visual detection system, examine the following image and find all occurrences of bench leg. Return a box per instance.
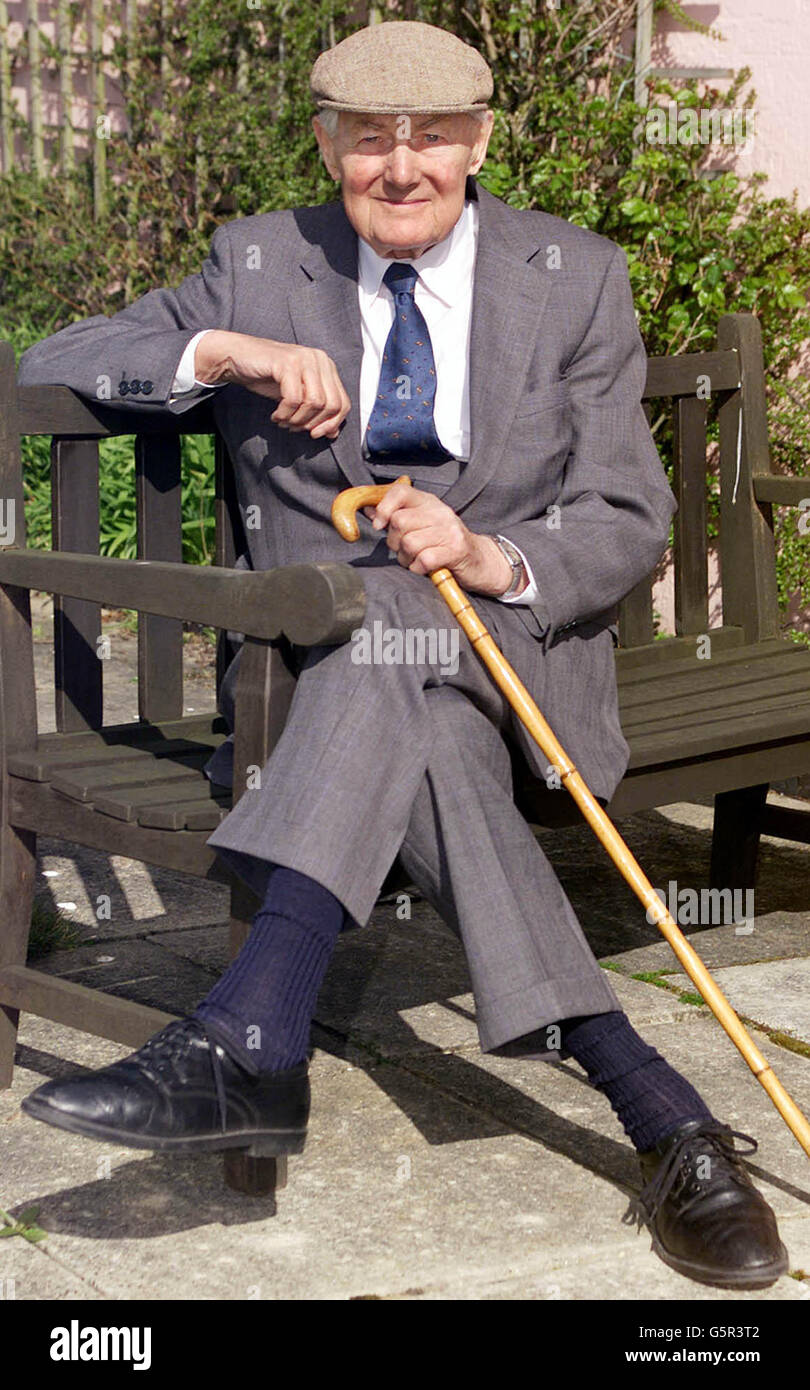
[0,822,37,1088]
[224,1152,288,1197]
[710,783,768,893]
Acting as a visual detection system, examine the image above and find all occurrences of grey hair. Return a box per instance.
[315,107,489,138]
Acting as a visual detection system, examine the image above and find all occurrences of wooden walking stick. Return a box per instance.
[331,476,810,1158]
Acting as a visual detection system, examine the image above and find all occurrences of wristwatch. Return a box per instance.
[492,534,525,598]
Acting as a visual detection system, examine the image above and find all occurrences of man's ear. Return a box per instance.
[468,111,494,176]
[312,116,341,182]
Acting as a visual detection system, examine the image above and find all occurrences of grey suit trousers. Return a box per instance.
[206,565,621,1059]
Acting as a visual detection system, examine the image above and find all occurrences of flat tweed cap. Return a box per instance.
[310,21,493,115]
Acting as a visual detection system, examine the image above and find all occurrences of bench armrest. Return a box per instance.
[0,549,366,646]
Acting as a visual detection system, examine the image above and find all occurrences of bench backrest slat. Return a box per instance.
[0,344,38,762]
[716,315,779,645]
[135,433,184,723]
[618,576,655,647]
[672,394,709,635]
[214,430,245,696]
[51,437,103,731]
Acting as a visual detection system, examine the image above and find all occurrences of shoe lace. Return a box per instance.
[135,1018,230,1133]
[622,1122,758,1231]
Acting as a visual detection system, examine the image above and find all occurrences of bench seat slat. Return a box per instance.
[9,778,232,877]
[618,645,809,702]
[625,687,810,741]
[140,800,231,831]
[618,658,810,719]
[92,778,231,823]
[616,637,792,688]
[615,626,745,670]
[622,687,810,741]
[627,703,810,765]
[24,713,226,750]
[9,731,224,781]
[51,751,218,802]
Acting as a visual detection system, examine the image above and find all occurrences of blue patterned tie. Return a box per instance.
[364,262,453,464]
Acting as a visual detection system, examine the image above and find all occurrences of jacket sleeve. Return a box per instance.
[16,223,235,416]
[500,244,677,646]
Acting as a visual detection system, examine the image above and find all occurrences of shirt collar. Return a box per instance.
[357,199,477,308]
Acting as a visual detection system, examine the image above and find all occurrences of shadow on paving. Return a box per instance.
[539,806,810,959]
[8,1028,642,1241]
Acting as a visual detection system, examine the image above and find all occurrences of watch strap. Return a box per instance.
[493,534,525,598]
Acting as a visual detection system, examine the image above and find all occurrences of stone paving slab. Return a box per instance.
[466,1242,810,1302]
[317,967,703,1063]
[665,958,810,1047]
[2,1025,624,1302]
[0,1236,106,1302]
[3,1000,809,1301]
[32,937,217,1018]
[532,800,810,962]
[602,911,810,979]
[35,835,230,942]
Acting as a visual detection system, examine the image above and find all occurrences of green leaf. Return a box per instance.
[22,1226,48,1243]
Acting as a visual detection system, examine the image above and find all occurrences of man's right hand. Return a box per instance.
[194,330,350,439]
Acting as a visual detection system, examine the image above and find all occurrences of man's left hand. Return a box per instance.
[362,480,525,597]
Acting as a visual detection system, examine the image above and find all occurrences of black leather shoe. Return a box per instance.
[626,1119,788,1289]
[21,1018,309,1158]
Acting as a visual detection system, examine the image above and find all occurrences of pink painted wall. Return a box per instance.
[652,1,810,205]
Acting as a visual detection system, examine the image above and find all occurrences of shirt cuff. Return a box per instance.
[494,539,539,605]
[170,329,222,396]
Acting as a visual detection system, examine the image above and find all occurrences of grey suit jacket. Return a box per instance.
[17,178,676,797]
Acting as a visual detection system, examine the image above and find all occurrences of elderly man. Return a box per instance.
[18,22,786,1290]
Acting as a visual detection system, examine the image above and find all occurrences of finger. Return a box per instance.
[283,362,328,429]
[371,481,423,529]
[300,362,348,435]
[325,357,351,421]
[395,544,444,576]
[270,361,332,432]
[310,359,351,438]
[391,506,450,540]
[397,525,454,566]
[408,546,447,576]
[270,367,308,427]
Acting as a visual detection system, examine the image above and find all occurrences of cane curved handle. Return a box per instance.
[330,475,412,542]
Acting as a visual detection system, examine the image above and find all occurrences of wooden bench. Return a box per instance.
[1,311,808,1198]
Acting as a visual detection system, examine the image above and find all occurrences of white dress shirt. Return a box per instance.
[171,203,538,603]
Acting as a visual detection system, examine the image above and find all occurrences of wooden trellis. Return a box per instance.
[0,1,189,218]
[0,0,129,216]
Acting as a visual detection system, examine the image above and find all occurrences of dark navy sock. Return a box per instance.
[194,865,344,1075]
[559,1011,714,1152]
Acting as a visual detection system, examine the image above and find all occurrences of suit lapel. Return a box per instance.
[442,183,554,515]
[288,204,374,491]
[286,185,554,503]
